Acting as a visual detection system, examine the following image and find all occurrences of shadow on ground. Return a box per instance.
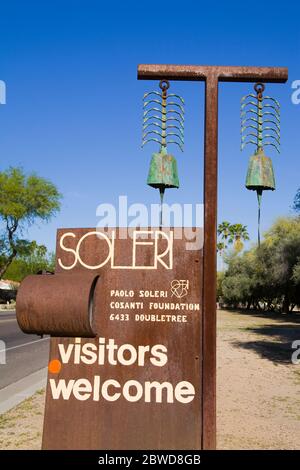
[228,311,300,364]
[226,308,300,324]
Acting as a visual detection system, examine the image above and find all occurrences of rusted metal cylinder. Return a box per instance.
[16,273,99,337]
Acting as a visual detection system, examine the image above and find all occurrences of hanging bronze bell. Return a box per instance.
[245,147,275,192]
[147,147,179,190]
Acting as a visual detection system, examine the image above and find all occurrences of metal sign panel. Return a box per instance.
[42,228,203,450]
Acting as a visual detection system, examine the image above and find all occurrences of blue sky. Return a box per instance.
[0,0,299,252]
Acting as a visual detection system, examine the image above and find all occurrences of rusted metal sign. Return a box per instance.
[39,228,203,449]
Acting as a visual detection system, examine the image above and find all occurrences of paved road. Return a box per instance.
[0,311,49,390]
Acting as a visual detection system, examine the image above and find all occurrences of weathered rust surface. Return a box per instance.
[42,228,203,450]
[138,64,288,83]
[202,76,218,449]
[16,273,98,337]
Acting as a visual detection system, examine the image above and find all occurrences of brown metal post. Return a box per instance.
[202,74,218,449]
[137,64,288,450]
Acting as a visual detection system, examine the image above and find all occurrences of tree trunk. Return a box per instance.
[0,252,17,279]
[282,294,290,314]
[0,221,18,279]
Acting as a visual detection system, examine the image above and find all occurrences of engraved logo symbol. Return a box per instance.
[170,280,189,299]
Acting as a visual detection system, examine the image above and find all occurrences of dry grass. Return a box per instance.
[0,389,45,449]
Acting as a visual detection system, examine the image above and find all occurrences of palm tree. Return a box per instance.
[217,242,225,253]
[230,224,250,252]
[217,221,234,250]
[217,221,234,271]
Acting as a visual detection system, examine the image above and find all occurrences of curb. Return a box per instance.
[0,367,47,414]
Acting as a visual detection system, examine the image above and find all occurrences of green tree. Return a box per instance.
[217,271,225,303]
[217,242,225,253]
[263,217,300,313]
[292,261,300,285]
[0,167,61,278]
[220,217,300,313]
[3,242,55,282]
[293,188,300,214]
[217,221,233,251]
[222,251,258,309]
[230,224,250,252]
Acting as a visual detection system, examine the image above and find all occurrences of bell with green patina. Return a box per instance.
[147,147,179,190]
[245,147,275,191]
